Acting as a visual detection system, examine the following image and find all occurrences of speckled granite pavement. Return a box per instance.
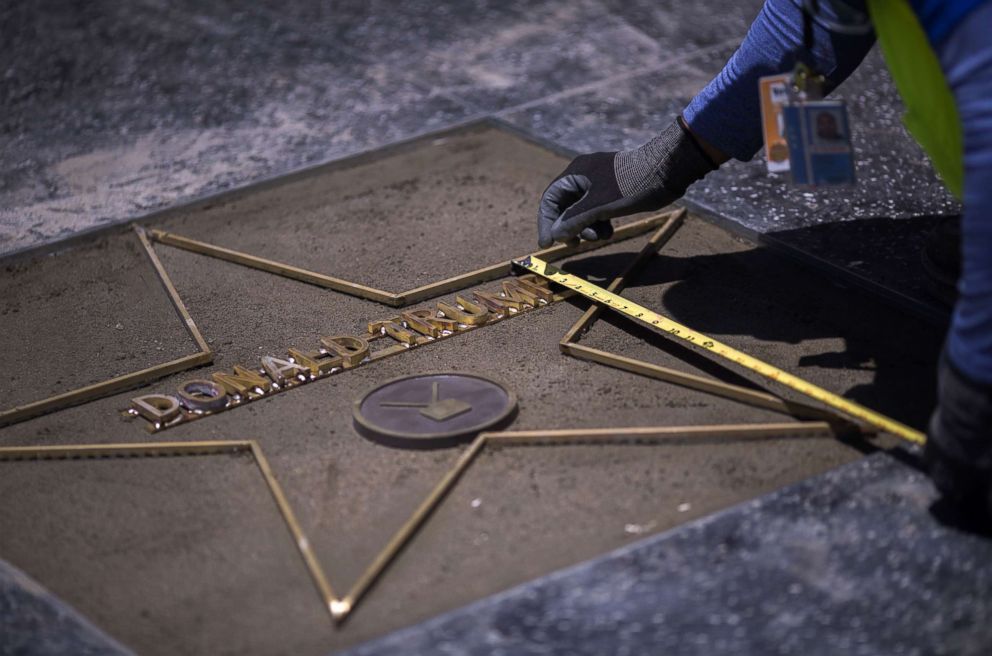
[0,560,131,656]
[1,0,959,319]
[344,451,992,656]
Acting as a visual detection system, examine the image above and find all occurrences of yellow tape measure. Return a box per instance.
[515,255,925,445]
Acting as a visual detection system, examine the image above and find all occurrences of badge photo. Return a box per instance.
[782,99,856,186]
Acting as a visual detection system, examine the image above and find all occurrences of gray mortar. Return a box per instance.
[0,127,941,654]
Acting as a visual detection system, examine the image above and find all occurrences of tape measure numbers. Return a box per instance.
[514,255,925,445]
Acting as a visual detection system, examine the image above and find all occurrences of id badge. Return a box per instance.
[781,100,856,186]
[758,74,792,173]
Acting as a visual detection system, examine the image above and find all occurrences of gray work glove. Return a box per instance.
[925,353,992,518]
[537,117,717,248]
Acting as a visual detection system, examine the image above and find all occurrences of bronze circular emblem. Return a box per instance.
[353,373,517,448]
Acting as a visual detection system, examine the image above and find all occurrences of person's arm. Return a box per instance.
[684,0,875,161]
[922,0,992,517]
[537,0,876,247]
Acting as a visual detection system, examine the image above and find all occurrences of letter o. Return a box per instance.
[178,379,229,412]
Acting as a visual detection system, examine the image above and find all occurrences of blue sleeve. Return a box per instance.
[938,0,992,385]
[910,0,990,45]
[683,0,876,162]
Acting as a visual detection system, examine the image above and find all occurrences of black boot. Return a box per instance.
[925,353,992,522]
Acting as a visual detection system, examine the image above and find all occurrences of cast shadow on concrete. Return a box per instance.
[561,229,992,535]
[561,229,945,435]
[765,214,956,325]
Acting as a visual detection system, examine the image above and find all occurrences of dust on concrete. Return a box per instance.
[0,229,198,409]
[153,123,588,292]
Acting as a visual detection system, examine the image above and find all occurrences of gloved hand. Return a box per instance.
[537,116,717,248]
[924,353,992,518]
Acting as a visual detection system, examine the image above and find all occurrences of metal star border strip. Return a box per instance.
[0,214,847,624]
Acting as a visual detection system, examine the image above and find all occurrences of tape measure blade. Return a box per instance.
[516,256,925,445]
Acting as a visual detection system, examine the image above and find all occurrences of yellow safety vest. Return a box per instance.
[866,0,964,198]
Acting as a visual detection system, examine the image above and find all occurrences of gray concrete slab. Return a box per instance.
[0,124,939,654]
[150,122,573,292]
[343,451,992,656]
[0,228,200,410]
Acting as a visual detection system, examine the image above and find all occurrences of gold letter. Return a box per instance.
[178,380,229,412]
[368,319,420,345]
[261,356,310,385]
[436,295,490,326]
[130,394,181,424]
[319,335,370,368]
[473,290,522,314]
[514,275,555,302]
[288,347,340,376]
[402,308,460,335]
[474,277,552,315]
[500,278,547,306]
[212,365,272,397]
